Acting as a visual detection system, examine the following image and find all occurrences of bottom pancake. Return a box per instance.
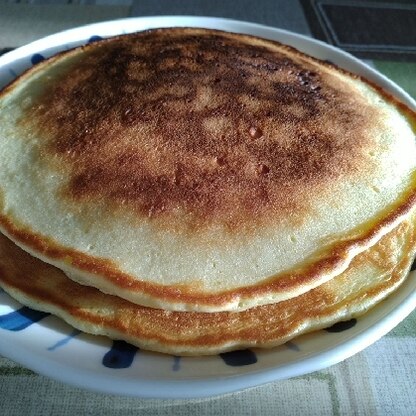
[0,217,415,356]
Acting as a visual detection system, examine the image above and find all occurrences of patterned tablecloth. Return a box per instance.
[0,1,415,415]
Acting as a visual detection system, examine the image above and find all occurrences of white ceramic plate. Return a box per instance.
[1,16,416,399]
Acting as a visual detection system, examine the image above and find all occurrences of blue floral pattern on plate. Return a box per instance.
[0,300,361,372]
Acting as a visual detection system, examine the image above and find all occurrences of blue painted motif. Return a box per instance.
[285,341,300,351]
[102,341,138,369]
[8,68,18,79]
[48,329,81,351]
[172,356,181,371]
[325,319,357,333]
[0,307,49,331]
[88,35,104,44]
[31,53,45,65]
[220,349,257,366]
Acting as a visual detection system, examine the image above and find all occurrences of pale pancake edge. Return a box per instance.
[0,28,416,311]
[0,216,414,355]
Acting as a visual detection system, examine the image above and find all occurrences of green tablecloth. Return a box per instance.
[1,1,415,415]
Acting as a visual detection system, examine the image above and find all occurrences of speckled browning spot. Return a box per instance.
[27,28,377,231]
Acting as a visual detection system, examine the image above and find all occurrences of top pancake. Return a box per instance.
[0,28,416,311]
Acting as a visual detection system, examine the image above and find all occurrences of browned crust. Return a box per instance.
[4,28,413,233]
[1,28,416,309]
[1,180,415,309]
[0,217,414,355]
[2,28,415,118]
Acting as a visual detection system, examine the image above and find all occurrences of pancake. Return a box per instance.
[0,216,415,355]
[0,28,416,312]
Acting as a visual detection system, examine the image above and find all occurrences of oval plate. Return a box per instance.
[0,16,415,399]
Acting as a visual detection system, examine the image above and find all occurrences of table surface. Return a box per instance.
[1,1,415,415]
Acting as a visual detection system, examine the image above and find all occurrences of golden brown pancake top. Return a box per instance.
[27,28,379,231]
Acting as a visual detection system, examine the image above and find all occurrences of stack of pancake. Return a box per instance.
[0,28,416,355]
